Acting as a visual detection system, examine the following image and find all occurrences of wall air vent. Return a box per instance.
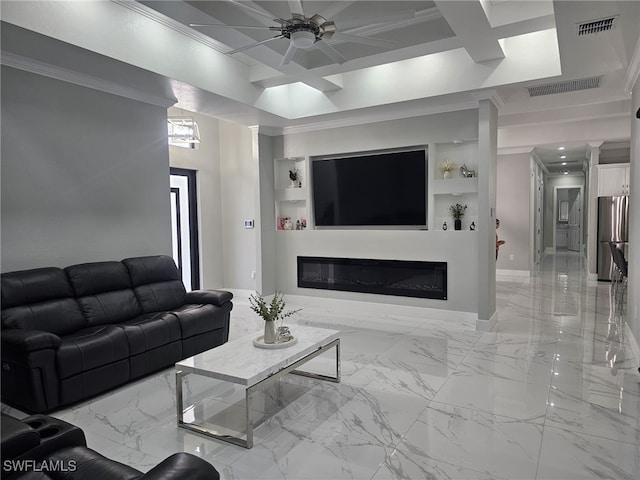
[527,76,601,97]
[577,17,615,36]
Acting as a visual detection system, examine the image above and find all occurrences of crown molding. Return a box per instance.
[497,146,534,155]
[530,150,550,175]
[1,51,177,108]
[275,99,480,136]
[624,36,640,94]
[112,0,228,54]
[471,90,505,109]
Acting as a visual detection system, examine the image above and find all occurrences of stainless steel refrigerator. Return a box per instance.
[597,196,629,281]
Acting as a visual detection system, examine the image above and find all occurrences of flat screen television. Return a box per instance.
[312,149,427,227]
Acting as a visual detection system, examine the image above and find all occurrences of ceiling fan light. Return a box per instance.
[291,30,316,49]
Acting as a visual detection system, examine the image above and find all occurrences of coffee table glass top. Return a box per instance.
[176,325,339,386]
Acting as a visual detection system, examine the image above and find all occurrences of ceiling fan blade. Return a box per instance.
[335,10,416,31]
[331,32,396,49]
[288,0,304,17]
[227,35,284,55]
[190,23,280,31]
[280,42,298,65]
[227,0,285,25]
[315,41,347,64]
[319,1,356,21]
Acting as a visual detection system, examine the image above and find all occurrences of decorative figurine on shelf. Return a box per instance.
[289,167,301,188]
[450,203,467,230]
[283,217,293,230]
[296,219,301,230]
[460,164,476,178]
[300,218,307,229]
[440,159,456,179]
[470,221,476,231]
[443,221,448,231]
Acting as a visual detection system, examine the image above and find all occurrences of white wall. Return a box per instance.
[1,66,171,272]
[268,110,481,312]
[167,107,224,289]
[496,153,531,271]
[627,77,640,362]
[218,120,257,290]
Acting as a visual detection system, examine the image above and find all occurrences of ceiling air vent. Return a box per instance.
[527,76,601,97]
[577,17,615,36]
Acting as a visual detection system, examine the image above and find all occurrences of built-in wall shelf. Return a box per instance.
[428,141,479,231]
[275,187,307,202]
[431,177,478,195]
[274,156,309,231]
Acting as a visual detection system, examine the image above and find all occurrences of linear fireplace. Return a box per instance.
[297,257,447,300]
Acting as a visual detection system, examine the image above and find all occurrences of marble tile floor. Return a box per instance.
[3,252,639,479]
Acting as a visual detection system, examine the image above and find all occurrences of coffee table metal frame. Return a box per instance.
[176,337,340,448]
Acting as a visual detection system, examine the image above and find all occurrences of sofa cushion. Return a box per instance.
[65,262,142,326]
[170,304,228,339]
[56,326,129,379]
[123,256,186,312]
[1,268,86,336]
[119,313,182,355]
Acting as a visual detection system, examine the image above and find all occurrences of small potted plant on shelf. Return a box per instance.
[440,159,456,179]
[289,168,301,188]
[249,291,301,344]
[450,203,467,230]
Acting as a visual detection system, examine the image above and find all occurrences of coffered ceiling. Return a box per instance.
[1,0,638,167]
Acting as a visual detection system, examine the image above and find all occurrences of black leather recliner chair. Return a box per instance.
[1,413,220,479]
[1,255,233,413]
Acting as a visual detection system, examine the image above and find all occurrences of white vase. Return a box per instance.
[264,321,277,344]
[443,170,451,179]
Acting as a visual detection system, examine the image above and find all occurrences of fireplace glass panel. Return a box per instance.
[297,257,447,300]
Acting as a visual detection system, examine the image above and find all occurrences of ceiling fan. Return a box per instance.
[190,0,415,65]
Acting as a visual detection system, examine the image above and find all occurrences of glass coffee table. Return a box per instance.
[175,325,340,448]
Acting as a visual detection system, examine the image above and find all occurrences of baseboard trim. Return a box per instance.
[476,311,498,332]
[496,269,530,278]
[625,322,640,370]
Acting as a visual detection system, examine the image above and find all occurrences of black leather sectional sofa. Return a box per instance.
[1,413,220,479]
[1,255,233,413]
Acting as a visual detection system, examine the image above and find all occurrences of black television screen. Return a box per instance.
[312,149,427,227]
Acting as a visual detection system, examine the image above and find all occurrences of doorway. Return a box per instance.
[555,187,582,253]
[170,168,200,290]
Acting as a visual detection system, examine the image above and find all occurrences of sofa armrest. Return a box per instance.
[1,329,61,353]
[1,414,40,461]
[185,290,233,307]
[137,453,220,480]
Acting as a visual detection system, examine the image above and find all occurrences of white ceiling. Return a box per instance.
[1,1,638,173]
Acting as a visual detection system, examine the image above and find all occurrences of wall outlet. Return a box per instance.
[244,219,254,229]
[251,270,256,279]
[509,254,514,261]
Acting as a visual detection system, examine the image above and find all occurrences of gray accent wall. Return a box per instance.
[1,66,172,272]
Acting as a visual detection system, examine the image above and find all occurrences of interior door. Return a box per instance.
[568,188,581,252]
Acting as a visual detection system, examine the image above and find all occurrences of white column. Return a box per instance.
[250,126,277,295]
[626,78,640,364]
[477,98,499,331]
